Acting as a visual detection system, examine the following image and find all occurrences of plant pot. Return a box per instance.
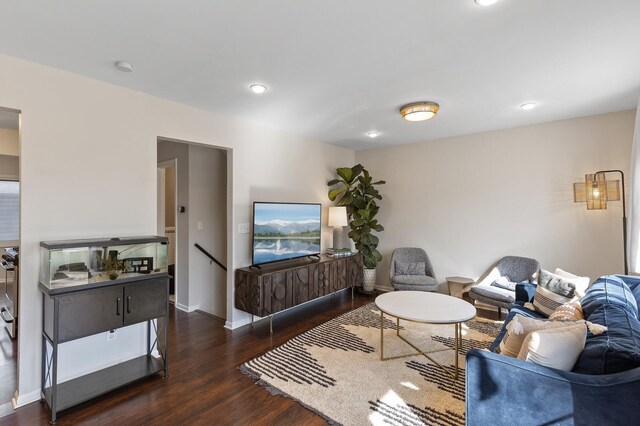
[363,268,376,292]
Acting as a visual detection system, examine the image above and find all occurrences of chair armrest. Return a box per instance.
[466,349,640,426]
[515,282,536,303]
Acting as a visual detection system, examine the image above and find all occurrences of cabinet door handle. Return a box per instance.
[127,296,132,314]
[116,298,121,316]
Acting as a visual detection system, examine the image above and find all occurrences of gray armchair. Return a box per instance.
[389,248,438,292]
[468,255,540,318]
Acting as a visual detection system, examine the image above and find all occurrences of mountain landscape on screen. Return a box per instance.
[254,219,320,236]
[253,203,322,265]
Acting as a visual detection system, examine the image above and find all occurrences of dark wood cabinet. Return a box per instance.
[123,279,168,325]
[57,285,125,342]
[235,254,364,318]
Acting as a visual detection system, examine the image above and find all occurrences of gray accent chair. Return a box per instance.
[468,256,540,318]
[389,248,438,292]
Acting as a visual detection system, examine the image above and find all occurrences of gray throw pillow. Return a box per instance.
[491,276,517,291]
[532,269,577,316]
[395,261,425,276]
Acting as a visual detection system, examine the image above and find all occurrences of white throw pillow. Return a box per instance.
[554,268,590,297]
[496,314,583,358]
[517,323,587,371]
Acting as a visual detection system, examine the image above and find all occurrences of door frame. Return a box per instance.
[157,159,178,305]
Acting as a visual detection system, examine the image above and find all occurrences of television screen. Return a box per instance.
[252,202,322,265]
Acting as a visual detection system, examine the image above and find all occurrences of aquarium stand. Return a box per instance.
[235,253,364,333]
[40,275,169,424]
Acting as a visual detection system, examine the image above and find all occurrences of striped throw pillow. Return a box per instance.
[532,269,577,317]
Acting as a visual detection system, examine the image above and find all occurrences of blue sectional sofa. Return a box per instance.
[466,275,640,425]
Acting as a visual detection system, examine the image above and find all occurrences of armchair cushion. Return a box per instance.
[394,261,425,276]
[392,274,438,287]
[469,284,516,304]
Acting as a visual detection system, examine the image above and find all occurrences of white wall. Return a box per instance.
[188,144,227,318]
[356,110,636,291]
[0,53,354,406]
[0,128,18,156]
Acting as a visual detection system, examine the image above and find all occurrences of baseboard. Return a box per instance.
[225,315,252,330]
[12,389,41,408]
[175,303,200,313]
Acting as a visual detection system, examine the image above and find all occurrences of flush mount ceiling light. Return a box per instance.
[366,131,380,138]
[520,102,538,110]
[399,102,440,122]
[250,84,267,94]
[475,0,499,6]
[114,61,134,72]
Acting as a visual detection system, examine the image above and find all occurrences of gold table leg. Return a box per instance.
[380,310,384,361]
[379,312,463,381]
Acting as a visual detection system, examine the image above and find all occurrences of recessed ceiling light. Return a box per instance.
[520,102,538,111]
[475,0,499,6]
[366,131,380,138]
[114,61,134,72]
[400,102,440,122]
[250,84,267,94]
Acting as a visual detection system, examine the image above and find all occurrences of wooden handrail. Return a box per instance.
[194,243,227,271]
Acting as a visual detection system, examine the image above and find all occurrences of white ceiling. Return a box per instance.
[0,1,639,150]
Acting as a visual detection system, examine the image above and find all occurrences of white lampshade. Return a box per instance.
[328,207,348,227]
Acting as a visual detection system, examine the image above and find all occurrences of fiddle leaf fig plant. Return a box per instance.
[328,164,385,269]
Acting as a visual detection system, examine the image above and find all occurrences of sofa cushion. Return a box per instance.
[573,304,640,375]
[618,275,640,306]
[581,275,638,319]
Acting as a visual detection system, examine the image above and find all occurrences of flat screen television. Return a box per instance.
[252,202,322,266]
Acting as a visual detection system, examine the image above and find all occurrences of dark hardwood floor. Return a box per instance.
[3,290,376,425]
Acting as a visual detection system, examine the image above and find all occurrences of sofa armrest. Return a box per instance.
[466,349,640,426]
[515,282,536,303]
[616,274,640,289]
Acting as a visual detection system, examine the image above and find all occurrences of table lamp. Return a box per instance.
[328,207,348,249]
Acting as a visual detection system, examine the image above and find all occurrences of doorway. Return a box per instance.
[158,160,178,304]
[157,139,228,319]
[0,108,19,417]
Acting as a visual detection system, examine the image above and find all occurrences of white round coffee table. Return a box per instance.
[375,291,477,380]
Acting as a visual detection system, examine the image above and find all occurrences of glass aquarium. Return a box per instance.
[40,236,168,290]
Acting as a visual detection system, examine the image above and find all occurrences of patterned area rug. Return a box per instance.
[240,303,502,425]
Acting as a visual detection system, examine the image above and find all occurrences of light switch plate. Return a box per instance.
[238,223,250,234]
[197,221,203,230]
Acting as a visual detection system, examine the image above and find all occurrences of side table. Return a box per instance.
[447,276,475,298]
